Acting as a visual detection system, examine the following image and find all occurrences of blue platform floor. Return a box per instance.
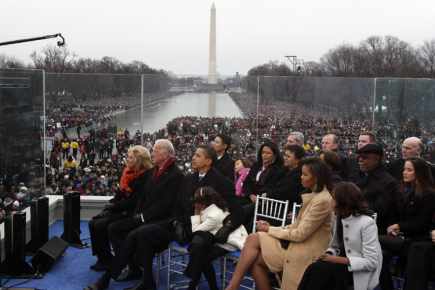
[3,222,418,290]
[1,221,165,290]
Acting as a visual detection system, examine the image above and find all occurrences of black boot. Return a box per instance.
[90,259,110,272]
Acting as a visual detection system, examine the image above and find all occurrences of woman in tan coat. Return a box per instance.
[225,157,334,290]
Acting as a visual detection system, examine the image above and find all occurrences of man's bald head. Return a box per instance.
[402,137,424,159]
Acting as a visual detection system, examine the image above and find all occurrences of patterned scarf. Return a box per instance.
[119,167,146,197]
[153,157,175,182]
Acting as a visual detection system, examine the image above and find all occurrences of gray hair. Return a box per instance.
[289,131,305,146]
[154,139,176,157]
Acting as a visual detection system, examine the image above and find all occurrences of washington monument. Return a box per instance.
[208,3,217,84]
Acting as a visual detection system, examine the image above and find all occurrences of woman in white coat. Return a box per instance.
[185,186,247,290]
[298,182,382,290]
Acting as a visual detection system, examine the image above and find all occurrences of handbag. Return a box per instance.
[215,215,238,243]
[379,234,407,252]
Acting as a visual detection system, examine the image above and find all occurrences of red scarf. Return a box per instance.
[119,167,146,197]
[153,157,175,182]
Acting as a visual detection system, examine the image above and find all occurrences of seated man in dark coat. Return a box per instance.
[355,143,402,234]
[347,132,376,183]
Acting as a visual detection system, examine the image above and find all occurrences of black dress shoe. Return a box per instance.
[123,282,153,290]
[90,260,109,272]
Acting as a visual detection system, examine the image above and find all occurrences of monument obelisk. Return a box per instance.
[208,3,217,84]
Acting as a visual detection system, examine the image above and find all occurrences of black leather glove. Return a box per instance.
[133,213,145,224]
[94,209,110,219]
[104,203,115,211]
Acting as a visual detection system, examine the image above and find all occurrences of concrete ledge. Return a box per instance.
[46,195,112,224]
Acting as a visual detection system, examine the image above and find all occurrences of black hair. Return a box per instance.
[256,140,284,167]
[197,145,217,166]
[402,157,435,196]
[284,144,305,160]
[320,150,342,172]
[333,182,371,217]
[300,157,333,192]
[216,134,232,152]
[193,186,228,211]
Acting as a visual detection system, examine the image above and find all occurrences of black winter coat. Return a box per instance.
[134,163,184,224]
[110,169,152,215]
[356,165,401,234]
[175,167,241,224]
[214,153,235,183]
[267,166,303,204]
[398,189,435,240]
[242,163,286,199]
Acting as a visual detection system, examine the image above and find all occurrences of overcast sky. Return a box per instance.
[1,0,434,76]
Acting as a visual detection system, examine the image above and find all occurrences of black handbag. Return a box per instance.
[215,215,238,243]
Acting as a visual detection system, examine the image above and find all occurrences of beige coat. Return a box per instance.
[260,188,333,290]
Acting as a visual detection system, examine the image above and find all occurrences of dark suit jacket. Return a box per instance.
[175,167,236,222]
[214,153,235,183]
[268,166,303,204]
[346,155,364,183]
[135,163,184,224]
[242,162,286,198]
[356,165,401,234]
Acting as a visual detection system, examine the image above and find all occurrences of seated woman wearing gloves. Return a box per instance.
[225,157,334,290]
[88,145,153,271]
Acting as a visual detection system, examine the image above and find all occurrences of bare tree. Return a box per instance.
[419,39,435,77]
[321,44,358,76]
[30,45,74,72]
[0,54,25,69]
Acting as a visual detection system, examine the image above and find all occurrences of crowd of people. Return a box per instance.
[2,90,435,290]
[80,129,434,290]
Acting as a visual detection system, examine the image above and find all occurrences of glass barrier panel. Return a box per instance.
[0,68,44,207]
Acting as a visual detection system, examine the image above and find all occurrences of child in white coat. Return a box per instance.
[185,186,247,290]
[298,182,383,290]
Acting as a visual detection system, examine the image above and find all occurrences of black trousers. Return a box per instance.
[379,235,408,290]
[110,223,171,290]
[107,216,142,258]
[402,241,435,290]
[88,211,125,263]
[298,260,352,290]
[184,231,228,290]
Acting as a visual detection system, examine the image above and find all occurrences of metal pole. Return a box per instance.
[141,74,144,145]
[372,77,377,129]
[0,33,65,47]
[43,70,47,192]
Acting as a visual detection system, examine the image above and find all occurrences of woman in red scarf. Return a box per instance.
[88,145,153,272]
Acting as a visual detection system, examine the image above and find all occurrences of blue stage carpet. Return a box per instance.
[3,221,147,290]
[2,221,410,290]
